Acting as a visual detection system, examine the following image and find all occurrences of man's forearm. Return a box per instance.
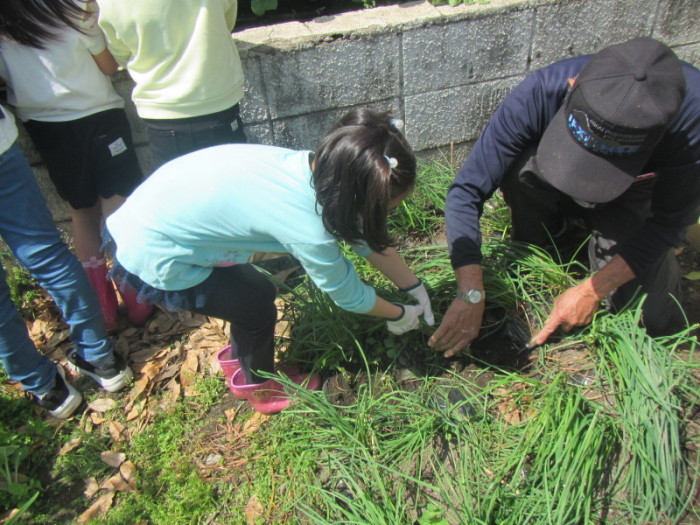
[455,264,484,293]
[586,254,636,299]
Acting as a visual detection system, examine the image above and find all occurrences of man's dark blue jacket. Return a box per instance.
[446,55,700,278]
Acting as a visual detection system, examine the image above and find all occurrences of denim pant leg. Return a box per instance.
[0,143,113,380]
[0,261,56,394]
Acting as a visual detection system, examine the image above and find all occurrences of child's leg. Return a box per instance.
[100,194,126,218]
[99,194,153,326]
[189,264,277,384]
[69,203,119,330]
[0,143,116,367]
[70,204,104,261]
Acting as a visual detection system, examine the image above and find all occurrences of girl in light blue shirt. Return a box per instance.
[106,108,434,414]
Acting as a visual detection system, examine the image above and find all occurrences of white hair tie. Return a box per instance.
[389,118,404,132]
[384,155,398,169]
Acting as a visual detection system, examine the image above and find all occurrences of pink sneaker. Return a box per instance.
[229,368,321,414]
[216,346,240,379]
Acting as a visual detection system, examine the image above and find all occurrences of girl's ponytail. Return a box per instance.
[313,108,417,253]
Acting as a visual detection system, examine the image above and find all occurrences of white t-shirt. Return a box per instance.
[0,12,124,122]
[0,105,19,154]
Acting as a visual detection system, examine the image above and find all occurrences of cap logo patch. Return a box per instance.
[567,110,646,156]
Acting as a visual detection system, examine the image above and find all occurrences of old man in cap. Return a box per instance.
[430,37,700,356]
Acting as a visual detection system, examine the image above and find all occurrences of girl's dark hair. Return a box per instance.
[0,0,87,49]
[313,108,417,253]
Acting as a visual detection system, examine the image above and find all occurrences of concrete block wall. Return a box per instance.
[17,0,700,228]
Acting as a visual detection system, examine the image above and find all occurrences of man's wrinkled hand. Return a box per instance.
[530,282,603,346]
[428,298,484,358]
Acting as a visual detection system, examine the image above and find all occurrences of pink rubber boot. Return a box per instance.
[229,368,321,414]
[82,257,118,331]
[117,285,154,326]
[216,346,240,379]
[218,345,301,392]
[117,284,153,326]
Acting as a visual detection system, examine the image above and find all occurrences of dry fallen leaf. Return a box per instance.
[90,412,106,425]
[108,420,125,442]
[129,347,162,363]
[29,318,49,339]
[58,437,82,456]
[100,451,126,469]
[242,412,268,435]
[125,401,142,422]
[167,379,181,406]
[224,407,238,424]
[140,356,171,381]
[88,398,117,413]
[180,350,200,397]
[100,473,134,492]
[78,491,114,523]
[181,316,206,328]
[46,328,70,348]
[84,477,99,498]
[245,493,264,525]
[120,460,137,483]
[124,376,150,411]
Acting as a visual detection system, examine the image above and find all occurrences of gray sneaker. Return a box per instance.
[65,347,133,392]
[33,364,83,419]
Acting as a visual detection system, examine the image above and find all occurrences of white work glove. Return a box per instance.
[386,304,424,335]
[401,280,435,326]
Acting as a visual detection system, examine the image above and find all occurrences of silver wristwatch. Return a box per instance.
[457,289,484,304]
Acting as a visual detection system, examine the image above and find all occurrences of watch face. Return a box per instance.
[459,289,483,303]
[467,289,483,303]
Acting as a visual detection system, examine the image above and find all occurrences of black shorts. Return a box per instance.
[24,109,143,209]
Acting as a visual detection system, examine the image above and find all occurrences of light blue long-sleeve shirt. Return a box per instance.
[106,144,376,313]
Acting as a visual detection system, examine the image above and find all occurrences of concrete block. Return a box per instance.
[240,56,271,123]
[244,121,275,146]
[235,22,312,51]
[260,34,401,119]
[654,0,700,46]
[405,76,522,151]
[433,0,551,19]
[416,141,474,175]
[531,0,656,68]
[403,9,532,95]
[303,1,441,37]
[271,99,402,151]
[673,43,700,67]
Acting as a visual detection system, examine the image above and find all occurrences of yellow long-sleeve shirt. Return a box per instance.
[97,0,245,119]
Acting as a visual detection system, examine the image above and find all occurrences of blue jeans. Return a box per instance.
[0,142,114,395]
